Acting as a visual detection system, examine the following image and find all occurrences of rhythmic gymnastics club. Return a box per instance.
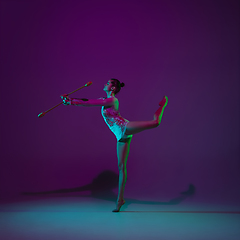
[37,81,93,118]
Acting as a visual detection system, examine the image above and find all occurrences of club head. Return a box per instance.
[38,112,46,118]
[85,81,93,87]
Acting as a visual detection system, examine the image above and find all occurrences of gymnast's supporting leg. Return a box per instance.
[112,96,167,212]
[112,138,131,212]
[125,96,168,135]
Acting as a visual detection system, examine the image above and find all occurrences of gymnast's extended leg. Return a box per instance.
[112,138,132,212]
[125,96,168,135]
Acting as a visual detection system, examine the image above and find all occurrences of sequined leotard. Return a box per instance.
[101,99,132,141]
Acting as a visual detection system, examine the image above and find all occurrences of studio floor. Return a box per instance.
[0,196,240,240]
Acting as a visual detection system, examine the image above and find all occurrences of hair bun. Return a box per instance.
[120,82,125,87]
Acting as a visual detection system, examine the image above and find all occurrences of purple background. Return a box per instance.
[0,0,239,207]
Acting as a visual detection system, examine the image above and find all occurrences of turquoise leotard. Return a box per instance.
[101,102,132,141]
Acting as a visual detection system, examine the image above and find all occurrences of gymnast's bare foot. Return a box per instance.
[112,200,125,212]
[159,96,168,107]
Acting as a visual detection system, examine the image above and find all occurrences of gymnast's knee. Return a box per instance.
[118,163,124,171]
[153,120,160,127]
[118,162,127,173]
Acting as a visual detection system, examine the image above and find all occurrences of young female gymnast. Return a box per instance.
[61,79,168,212]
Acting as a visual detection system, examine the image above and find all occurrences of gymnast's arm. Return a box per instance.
[61,95,116,107]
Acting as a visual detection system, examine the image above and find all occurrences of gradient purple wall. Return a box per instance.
[1,0,239,206]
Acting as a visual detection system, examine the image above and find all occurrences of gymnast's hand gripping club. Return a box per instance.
[37,81,93,118]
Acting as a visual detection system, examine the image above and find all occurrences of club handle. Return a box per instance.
[67,81,92,95]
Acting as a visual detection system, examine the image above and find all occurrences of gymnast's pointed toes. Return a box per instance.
[112,200,125,212]
[159,96,168,107]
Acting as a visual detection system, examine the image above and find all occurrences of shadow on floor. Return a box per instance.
[22,169,195,206]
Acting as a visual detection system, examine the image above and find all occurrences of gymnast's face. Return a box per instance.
[103,80,115,92]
